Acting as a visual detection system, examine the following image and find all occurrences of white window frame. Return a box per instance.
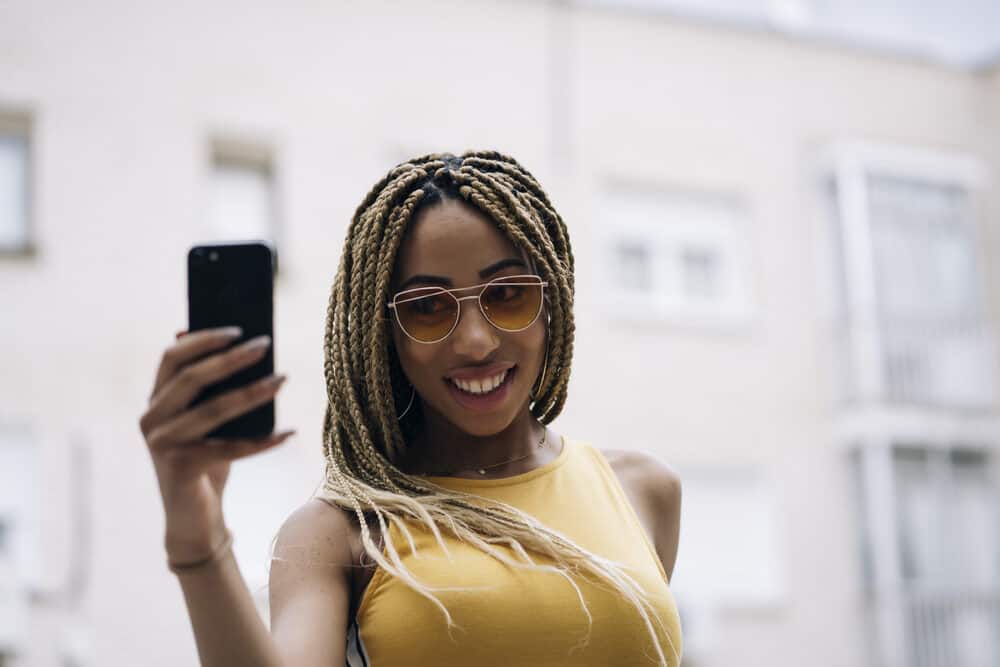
[594,184,756,332]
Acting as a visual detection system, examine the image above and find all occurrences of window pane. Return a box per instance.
[869,175,979,318]
[0,427,37,653]
[868,174,992,405]
[680,245,720,298]
[222,448,300,621]
[892,445,1000,587]
[948,449,998,588]
[672,467,784,606]
[614,241,652,291]
[892,447,937,582]
[208,160,273,243]
[0,134,28,250]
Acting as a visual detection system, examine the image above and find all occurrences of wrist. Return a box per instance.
[166,527,234,575]
[164,522,229,558]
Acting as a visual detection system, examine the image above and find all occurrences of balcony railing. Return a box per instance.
[865,587,1000,667]
[834,314,996,410]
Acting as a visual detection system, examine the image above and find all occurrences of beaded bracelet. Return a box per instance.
[167,529,234,575]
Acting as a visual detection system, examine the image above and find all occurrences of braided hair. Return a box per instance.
[310,150,677,665]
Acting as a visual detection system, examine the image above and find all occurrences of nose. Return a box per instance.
[451,295,499,357]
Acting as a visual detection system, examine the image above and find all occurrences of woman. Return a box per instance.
[140,151,683,666]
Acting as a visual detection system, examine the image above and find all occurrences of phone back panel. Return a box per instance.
[187,241,275,439]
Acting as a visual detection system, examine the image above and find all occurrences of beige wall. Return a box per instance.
[566,12,989,667]
[1,2,996,665]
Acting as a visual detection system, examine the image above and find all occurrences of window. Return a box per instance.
[870,175,990,406]
[614,240,653,292]
[893,445,999,588]
[596,185,755,330]
[854,442,1000,667]
[891,444,1000,666]
[0,113,31,255]
[221,447,303,621]
[206,141,279,272]
[826,142,992,408]
[669,465,785,656]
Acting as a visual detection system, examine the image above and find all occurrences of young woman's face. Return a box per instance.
[388,199,547,438]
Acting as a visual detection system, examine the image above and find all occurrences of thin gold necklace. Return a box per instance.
[418,428,549,477]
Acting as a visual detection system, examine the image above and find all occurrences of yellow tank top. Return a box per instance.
[347,436,683,666]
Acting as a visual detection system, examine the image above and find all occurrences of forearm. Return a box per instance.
[174,549,283,667]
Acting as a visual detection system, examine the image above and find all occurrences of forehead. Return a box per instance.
[392,199,528,285]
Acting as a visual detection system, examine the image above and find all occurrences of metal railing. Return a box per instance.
[833,314,996,410]
[865,587,1000,667]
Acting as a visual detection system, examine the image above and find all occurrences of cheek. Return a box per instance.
[390,325,420,381]
[395,337,437,384]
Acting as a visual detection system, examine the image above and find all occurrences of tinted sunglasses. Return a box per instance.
[387,274,548,344]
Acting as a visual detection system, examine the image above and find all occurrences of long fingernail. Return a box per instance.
[245,335,272,350]
[221,326,243,338]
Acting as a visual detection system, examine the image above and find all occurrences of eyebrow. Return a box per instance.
[397,257,528,291]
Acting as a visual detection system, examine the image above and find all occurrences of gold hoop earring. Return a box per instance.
[530,346,548,400]
[531,313,552,400]
[397,385,415,420]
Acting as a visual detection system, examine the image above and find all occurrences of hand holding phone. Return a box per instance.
[136,242,293,566]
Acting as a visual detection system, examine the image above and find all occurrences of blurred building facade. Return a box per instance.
[1,1,999,666]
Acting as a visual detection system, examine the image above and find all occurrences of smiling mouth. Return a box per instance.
[442,365,518,409]
[446,366,515,395]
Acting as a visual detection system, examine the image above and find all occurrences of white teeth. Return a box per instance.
[451,369,509,395]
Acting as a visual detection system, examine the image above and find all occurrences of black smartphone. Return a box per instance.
[187,241,276,439]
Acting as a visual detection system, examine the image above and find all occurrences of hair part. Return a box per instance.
[289,150,676,665]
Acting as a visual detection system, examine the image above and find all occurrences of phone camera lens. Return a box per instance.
[209,251,219,261]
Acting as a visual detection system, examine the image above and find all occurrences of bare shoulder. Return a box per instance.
[599,447,682,582]
[268,498,356,665]
[274,498,362,568]
[599,447,682,495]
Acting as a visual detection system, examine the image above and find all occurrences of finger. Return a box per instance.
[176,330,188,340]
[143,335,272,429]
[150,327,243,399]
[147,374,287,452]
[176,430,297,466]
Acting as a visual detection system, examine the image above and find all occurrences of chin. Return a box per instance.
[436,398,511,433]
[456,416,515,438]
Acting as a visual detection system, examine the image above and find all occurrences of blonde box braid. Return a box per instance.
[306,150,678,665]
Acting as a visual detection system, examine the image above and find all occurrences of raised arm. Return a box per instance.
[139,327,308,666]
[268,499,354,666]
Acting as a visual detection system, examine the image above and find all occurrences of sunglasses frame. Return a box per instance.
[387,273,549,344]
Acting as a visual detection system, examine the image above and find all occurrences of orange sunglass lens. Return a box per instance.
[394,289,458,341]
[481,278,543,330]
